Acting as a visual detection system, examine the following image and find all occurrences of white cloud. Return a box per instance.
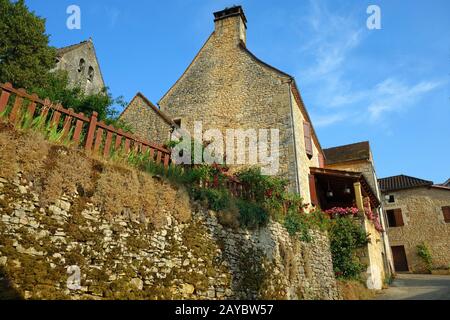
[295,1,444,128]
[104,6,120,29]
[311,113,347,128]
[367,78,443,121]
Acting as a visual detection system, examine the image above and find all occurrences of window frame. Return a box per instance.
[442,206,450,223]
[87,66,94,82]
[78,58,86,73]
[386,208,404,227]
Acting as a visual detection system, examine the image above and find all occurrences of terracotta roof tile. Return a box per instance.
[378,175,433,192]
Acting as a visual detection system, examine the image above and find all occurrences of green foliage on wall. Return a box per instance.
[329,217,368,279]
[236,199,268,230]
[417,242,433,272]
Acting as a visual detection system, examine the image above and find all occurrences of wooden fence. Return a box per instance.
[0,82,171,168]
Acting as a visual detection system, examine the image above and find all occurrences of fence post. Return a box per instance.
[9,88,25,123]
[85,111,98,152]
[0,83,12,114]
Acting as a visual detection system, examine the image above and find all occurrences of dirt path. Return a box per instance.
[376,274,450,300]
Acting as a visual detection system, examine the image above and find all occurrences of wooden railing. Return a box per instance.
[193,163,245,198]
[0,82,171,168]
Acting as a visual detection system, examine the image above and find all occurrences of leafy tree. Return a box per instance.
[31,70,131,130]
[0,0,130,130]
[0,0,56,89]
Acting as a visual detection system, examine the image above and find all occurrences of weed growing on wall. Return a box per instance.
[416,242,433,272]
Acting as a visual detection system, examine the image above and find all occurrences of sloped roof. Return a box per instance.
[120,92,176,127]
[56,39,91,57]
[323,141,371,165]
[56,38,106,91]
[442,178,450,187]
[310,167,380,208]
[378,175,433,192]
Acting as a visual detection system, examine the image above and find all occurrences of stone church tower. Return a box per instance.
[54,38,105,95]
[157,6,324,201]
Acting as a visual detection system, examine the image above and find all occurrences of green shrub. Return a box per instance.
[283,210,311,241]
[192,188,231,212]
[237,199,268,230]
[329,217,368,279]
[237,167,287,204]
[417,242,433,272]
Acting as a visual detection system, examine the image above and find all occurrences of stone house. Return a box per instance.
[119,92,176,146]
[320,141,394,288]
[378,175,450,273]
[54,38,105,95]
[119,6,390,289]
[122,6,324,200]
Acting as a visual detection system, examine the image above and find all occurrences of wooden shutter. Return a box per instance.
[303,122,313,158]
[394,209,404,226]
[308,174,318,206]
[443,206,450,223]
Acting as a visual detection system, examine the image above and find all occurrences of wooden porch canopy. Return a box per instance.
[310,167,380,208]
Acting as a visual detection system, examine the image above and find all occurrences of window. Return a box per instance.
[88,66,94,82]
[173,118,182,128]
[442,206,450,223]
[387,195,395,203]
[303,121,313,158]
[386,209,404,227]
[78,59,86,73]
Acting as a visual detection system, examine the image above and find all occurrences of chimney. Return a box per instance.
[213,6,247,45]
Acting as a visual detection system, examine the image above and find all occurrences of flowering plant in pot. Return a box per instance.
[364,207,384,232]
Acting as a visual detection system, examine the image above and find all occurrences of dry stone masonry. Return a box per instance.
[0,172,339,300]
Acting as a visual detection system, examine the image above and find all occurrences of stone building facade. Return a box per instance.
[379,175,450,273]
[119,93,175,145]
[54,38,105,95]
[322,142,394,288]
[119,6,389,289]
[121,6,323,203]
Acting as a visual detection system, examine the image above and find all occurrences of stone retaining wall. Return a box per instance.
[0,173,339,300]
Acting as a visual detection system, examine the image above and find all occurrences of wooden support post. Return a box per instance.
[103,127,114,158]
[85,112,98,152]
[163,153,170,170]
[0,83,12,113]
[73,115,85,146]
[354,182,364,212]
[93,127,104,154]
[27,95,38,119]
[115,129,123,152]
[9,89,25,123]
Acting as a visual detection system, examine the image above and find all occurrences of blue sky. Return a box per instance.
[26,0,450,183]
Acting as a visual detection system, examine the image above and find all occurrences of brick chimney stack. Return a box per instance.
[213,6,247,45]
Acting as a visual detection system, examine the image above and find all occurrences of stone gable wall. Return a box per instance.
[119,95,172,145]
[55,42,105,95]
[157,16,322,196]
